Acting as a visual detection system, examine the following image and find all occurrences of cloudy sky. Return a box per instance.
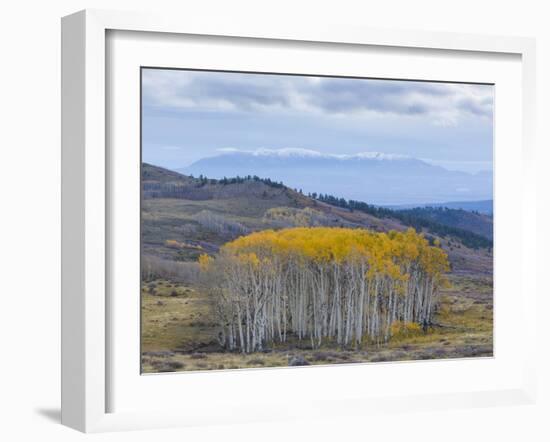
[142,68,494,173]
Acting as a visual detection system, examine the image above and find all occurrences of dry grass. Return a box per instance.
[141,275,493,373]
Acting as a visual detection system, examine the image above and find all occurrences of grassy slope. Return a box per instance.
[142,195,492,276]
[140,163,493,372]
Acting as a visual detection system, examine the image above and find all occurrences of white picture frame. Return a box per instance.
[61,9,538,433]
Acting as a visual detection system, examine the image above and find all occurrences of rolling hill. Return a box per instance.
[394,206,493,240]
[140,162,493,371]
[141,163,493,276]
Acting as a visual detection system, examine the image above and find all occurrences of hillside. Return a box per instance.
[312,193,493,250]
[141,162,493,371]
[141,163,492,276]
[385,199,493,215]
[394,207,493,240]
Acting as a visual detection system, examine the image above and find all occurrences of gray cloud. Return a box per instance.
[142,69,493,124]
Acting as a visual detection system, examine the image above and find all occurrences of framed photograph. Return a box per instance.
[139,68,494,373]
[61,9,537,432]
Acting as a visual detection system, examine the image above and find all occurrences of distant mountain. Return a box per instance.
[384,199,493,215]
[179,148,492,206]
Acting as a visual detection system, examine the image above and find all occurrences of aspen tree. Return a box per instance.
[200,227,449,353]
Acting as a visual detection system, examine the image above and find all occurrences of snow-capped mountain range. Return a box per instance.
[215,147,411,161]
[178,148,492,205]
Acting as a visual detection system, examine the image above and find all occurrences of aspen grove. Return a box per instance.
[199,227,449,353]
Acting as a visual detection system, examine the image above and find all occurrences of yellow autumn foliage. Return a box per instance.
[201,227,450,352]
[221,227,449,280]
[198,253,212,271]
[390,320,423,338]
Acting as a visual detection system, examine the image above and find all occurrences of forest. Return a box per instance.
[199,227,449,353]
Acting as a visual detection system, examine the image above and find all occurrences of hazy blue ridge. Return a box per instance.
[179,150,493,206]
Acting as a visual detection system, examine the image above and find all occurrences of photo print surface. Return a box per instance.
[140,68,494,373]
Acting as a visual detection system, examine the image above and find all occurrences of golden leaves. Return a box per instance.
[218,226,449,279]
[203,226,450,351]
[198,253,212,271]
